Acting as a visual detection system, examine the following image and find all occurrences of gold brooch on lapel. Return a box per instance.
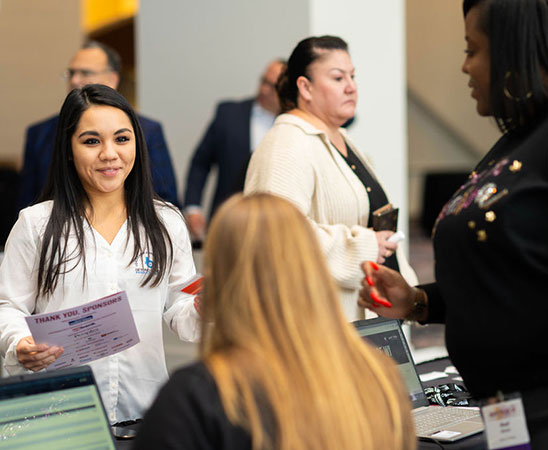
[477,230,487,242]
[509,160,522,172]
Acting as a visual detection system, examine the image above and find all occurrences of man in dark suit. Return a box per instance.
[17,41,179,212]
[183,60,284,240]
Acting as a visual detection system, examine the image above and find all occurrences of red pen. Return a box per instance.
[371,292,392,308]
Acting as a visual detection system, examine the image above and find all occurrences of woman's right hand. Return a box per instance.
[375,230,398,264]
[193,294,202,317]
[16,336,64,372]
[186,212,206,241]
[358,261,415,319]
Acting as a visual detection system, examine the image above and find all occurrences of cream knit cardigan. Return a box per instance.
[244,113,418,321]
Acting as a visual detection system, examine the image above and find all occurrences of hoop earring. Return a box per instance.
[504,71,532,101]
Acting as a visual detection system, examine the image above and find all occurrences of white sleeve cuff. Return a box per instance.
[183,206,203,216]
[175,300,201,343]
[3,339,27,375]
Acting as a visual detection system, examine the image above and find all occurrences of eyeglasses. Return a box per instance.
[260,76,277,89]
[61,68,113,80]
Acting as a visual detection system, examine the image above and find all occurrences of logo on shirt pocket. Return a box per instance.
[135,252,155,275]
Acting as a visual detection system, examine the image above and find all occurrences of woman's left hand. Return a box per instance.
[375,230,398,264]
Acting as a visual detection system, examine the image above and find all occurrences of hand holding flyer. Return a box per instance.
[25,291,140,370]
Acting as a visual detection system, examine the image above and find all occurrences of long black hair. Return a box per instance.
[276,36,348,113]
[463,0,548,133]
[37,84,174,296]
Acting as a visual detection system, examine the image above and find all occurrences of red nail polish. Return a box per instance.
[366,276,374,286]
[370,292,392,308]
[370,261,379,271]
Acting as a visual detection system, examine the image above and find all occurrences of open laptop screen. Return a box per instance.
[353,318,430,409]
[0,366,115,449]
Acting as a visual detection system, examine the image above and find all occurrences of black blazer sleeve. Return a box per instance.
[182,99,253,213]
[16,117,58,212]
[182,107,220,208]
[419,282,446,324]
[139,115,180,208]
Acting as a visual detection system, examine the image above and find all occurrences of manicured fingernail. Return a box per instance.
[370,261,379,271]
[366,276,374,286]
[371,292,392,308]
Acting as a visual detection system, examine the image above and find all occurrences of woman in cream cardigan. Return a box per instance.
[244,36,417,321]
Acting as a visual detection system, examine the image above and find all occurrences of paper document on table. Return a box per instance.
[25,291,139,370]
[419,371,448,382]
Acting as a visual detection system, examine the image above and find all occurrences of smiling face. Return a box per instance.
[462,5,491,116]
[71,105,136,201]
[298,49,357,127]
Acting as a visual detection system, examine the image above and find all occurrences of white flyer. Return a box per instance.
[25,291,140,370]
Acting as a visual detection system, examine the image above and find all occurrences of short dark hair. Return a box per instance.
[38,84,173,295]
[277,36,348,113]
[83,40,122,74]
[464,0,548,133]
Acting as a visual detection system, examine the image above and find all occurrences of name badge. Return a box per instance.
[481,395,531,449]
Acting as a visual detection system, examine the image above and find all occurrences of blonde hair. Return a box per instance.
[201,193,415,450]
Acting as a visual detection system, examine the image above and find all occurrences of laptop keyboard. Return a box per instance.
[414,407,479,435]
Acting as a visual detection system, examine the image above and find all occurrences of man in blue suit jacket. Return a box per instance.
[183,60,284,240]
[17,41,179,212]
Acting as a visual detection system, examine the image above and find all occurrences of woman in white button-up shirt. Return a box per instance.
[0,84,199,423]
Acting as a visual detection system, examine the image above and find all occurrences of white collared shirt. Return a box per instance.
[250,101,277,152]
[0,200,199,423]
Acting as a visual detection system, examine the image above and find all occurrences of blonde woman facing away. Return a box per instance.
[134,193,416,450]
[244,36,417,321]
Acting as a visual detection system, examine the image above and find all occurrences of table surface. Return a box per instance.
[114,357,488,450]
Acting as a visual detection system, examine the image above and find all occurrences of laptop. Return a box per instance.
[0,365,116,449]
[353,317,484,442]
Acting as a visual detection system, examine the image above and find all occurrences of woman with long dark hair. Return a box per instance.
[360,0,548,446]
[0,84,198,424]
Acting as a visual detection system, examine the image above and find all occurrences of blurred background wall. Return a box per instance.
[406,0,501,225]
[0,0,82,168]
[137,0,410,238]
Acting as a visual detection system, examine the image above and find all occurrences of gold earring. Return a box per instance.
[504,71,532,101]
